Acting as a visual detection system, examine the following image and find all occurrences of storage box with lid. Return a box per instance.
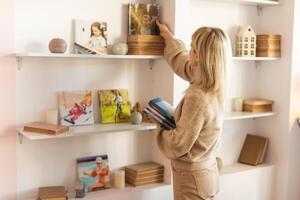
[256,34,281,57]
[127,35,165,55]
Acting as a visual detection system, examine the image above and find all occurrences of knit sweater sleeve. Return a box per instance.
[156,93,206,159]
[164,38,193,82]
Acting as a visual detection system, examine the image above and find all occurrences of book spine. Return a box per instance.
[146,106,175,128]
[148,103,175,124]
[143,108,173,130]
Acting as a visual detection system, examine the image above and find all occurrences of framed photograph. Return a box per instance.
[58,90,94,126]
[128,4,160,35]
[98,89,131,124]
[77,155,110,192]
[74,20,108,55]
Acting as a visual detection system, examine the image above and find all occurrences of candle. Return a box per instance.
[232,98,244,112]
[114,170,125,189]
[46,109,58,125]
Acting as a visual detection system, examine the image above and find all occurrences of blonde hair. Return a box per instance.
[191,27,231,108]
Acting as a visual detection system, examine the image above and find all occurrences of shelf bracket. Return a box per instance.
[18,132,24,144]
[257,5,263,16]
[297,118,300,127]
[16,57,23,70]
[149,59,155,70]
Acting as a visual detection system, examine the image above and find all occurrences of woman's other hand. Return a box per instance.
[156,20,174,40]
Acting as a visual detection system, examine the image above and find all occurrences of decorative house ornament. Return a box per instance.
[236,25,256,57]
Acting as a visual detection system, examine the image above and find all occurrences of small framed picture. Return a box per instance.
[77,155,110,192]
[74,20,108,55]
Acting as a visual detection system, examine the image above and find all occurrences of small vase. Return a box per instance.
[112,43,128,55]
[131,111,142,124]
[49,38,67,53]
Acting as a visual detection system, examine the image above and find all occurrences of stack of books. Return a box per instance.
[144,98,175,130]
[23,122,69,135]
[125,162,164,187]
[38,186,67,200]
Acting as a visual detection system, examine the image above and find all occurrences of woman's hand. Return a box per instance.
[156,20,174,40]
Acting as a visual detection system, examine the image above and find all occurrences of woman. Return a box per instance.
[155,21,231,200]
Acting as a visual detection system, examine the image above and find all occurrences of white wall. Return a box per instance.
[287,0,300,199]
[15,0,171,199]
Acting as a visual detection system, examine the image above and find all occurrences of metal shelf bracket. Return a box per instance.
[17,57,23,70]
[257,5,263,16]
[149,59,155,70]
[18,132,24,144]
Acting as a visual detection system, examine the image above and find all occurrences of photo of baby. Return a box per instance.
[74,20,108,55]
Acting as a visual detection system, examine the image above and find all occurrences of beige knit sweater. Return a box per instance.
[156,38,223,164]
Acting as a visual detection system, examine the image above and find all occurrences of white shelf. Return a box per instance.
[233,56,280,61]
[14,53,163,60]
[17,122,157,141]
[205,0,281,6]
[221,163,274,176]
[224,111,276,121]
[68,183,171,200]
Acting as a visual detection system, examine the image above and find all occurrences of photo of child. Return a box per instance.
[77,155,110,192]
[74,20,108,55]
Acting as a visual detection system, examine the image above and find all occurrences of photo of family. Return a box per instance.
[74,20,108,55]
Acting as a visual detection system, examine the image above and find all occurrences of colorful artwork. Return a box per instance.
[74,20,108,55]
[98,89,131,123]
[128,4,160,35]
[77,155,110,192]
[58,90,94,126]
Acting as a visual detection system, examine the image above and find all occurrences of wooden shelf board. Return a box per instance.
[17,122,157,141]
[68,183,171,200]
[224,111,276,121]
[221,163,274,176]
[205,0,281,6]
[14,53,163,60]
[233,56,280,61]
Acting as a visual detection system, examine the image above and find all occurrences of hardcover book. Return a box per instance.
[74,20,108,55]
[39,186,67,200]
[98,89,131,123]
[77,155,110,192]
[238,134,269,166]
[58,90,94,126]
[23,122,69,135]
[128,3,160,35]
[149,98,175,122]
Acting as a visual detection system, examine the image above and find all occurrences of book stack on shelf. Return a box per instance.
[144,98,175,130]
[24,122,69,135]
[38,186,67,200]
[125,162,164,187]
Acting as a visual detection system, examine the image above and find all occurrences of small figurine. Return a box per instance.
[131,102,143,124]
[75,180,85,198]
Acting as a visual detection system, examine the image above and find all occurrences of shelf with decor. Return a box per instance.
[224,111,276,121]
[17,122,157,143]
[204,0,281,7]
[232,56,280,61]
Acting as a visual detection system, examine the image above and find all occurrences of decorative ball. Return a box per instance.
[131,111,143,124]
[112,43,128,55]
[49,38,67,53]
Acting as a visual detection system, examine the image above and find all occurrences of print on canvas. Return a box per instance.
[128,4,160,35]
[74,20,108,55]
[77,155,110,192]
[58,90,94,126]
[98,89,131,124]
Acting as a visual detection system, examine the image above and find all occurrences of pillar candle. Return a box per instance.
[114,170,125,189]
[46,109,58,125]
[232,98,244,112]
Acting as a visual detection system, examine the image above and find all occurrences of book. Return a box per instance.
[74,20,108,55]
[23,122,69,135]
[149,98,175,122]
[238,134,269,166]
[58,90,94,126]
[98,89,131,123]
[128,4,160,35]
[146,106,175,128]
[38,186,67,200]
[125,162,164,174]
[143,108,173,130]
[243,98,273,112]
[77,155,110,192]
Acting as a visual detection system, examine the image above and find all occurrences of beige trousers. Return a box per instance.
[171,159,219,200]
